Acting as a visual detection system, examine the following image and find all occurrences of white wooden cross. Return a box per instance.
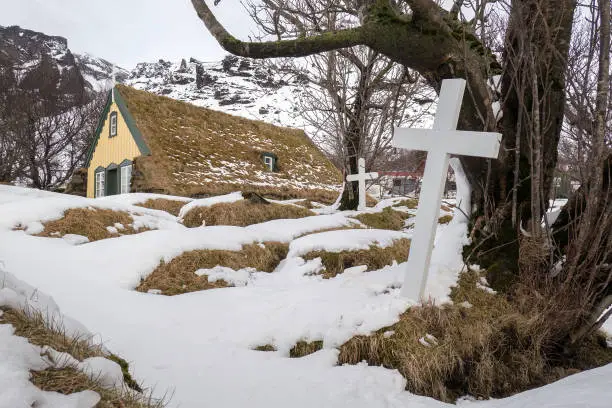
[346,157,378,211]
[392,78,502,300]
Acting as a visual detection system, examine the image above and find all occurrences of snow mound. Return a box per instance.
[288,229,411,258]
[178,192,244,219]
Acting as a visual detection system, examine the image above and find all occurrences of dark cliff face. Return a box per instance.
[0,25,87,105]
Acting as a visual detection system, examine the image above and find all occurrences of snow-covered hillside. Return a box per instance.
[74,52,129,92]
[125,55,306,128]
[1,185,610,408]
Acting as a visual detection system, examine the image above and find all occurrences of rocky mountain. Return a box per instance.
[75,52,129,92]
[1,25,432,132]
[124,55,306,128]
[0,25,306,128]
[0,25,129,96]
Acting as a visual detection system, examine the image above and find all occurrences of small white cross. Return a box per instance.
[392,78,501,300]
[346,157,378,211]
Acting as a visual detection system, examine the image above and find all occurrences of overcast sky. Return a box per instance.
[0,0,256,69]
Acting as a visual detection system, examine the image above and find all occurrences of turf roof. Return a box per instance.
[114,84,342,196]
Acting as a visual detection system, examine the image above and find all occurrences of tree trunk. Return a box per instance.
[463,0,576,289]
[339,57,372,211]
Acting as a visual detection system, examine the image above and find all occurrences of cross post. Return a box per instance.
[392,79,501,300]
[346,157,378,211]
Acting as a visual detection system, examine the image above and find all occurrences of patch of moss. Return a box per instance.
[108,353,143,393]
[393,199,418,209]
[353,207,413,230]
[303,238,411,278]
[253,344,277,352]
[438,215,453,224]
[289,340,323,358]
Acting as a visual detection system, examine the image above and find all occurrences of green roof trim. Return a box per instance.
[84,87,151,168]
[114,88,151,157]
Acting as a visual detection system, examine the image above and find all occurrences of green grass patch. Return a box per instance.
[136,242,289,295]
[438,215,453,224]
[338,270,612,402]
[393,198,418,209]
[303,238,411,278]
[353,207,413,230]
[289,340,323,358]
[182,200,315,227]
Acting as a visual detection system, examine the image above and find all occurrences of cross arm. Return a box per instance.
[392,128,501,159]
[346,172,379,182]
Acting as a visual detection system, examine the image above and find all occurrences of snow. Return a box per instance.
[177,191,243,219]
[99,192,192,206]
[78,357,124,390]
[195,265,254,287]
[1,186,611,408]
[0,265,123,407]
[287,229,410,258]
[63,234,90,245]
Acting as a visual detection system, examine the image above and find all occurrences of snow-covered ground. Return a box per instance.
[0,185,610,408]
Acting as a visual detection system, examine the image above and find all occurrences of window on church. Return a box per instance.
[120,164,132,194]
[110,112,118,137]
[95,170,105,197]
[264,156,273,171]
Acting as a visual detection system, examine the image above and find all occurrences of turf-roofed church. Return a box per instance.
[84,85,342,199]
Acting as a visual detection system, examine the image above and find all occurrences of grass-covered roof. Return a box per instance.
[115,85,342,199]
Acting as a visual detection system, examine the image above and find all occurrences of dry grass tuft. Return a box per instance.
[353,207,413,231]
[0,307,162,407]
[303,238,411,278]
[253,344,277,352]
[30,368,164,408]
[289,340,323,358]
[294,199,315,209]
[1,307,104,361]
[393,198,418,209]
[438,215,453,224]
[182,200,314,227]
[338,271,612,402]
[33,208,145,242]
[136,242,289,295]
[136,198,187,217]
[366,194,378,207]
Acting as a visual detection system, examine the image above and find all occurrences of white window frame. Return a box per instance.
[110,112,118,137]
[264,156,273,171]
[120,164,132,194]
[95,171,105,198]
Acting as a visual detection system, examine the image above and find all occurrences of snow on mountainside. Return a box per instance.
[124,56,307,128]
[0,25,128,97]
[2,25,434,132]
[74,52,129,92]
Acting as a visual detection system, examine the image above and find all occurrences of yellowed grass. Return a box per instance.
[303,238,411,278]
[136,242,289,295]
[393,199,418,209]
[253,344,277,352]
[117,85,342,198]
[33,208,145,242]
[182,200,314,227]
[294,199,314,209]
[136,198,187,217]
[338,271,612,402]
[353,207,413,231]
[289,340,323,358]
[0,307,161,407]
[438,215,453,224]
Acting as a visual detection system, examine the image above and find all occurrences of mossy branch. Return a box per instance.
[190,0,365,59]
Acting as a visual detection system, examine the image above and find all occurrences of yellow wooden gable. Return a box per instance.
[85,88,150,198]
